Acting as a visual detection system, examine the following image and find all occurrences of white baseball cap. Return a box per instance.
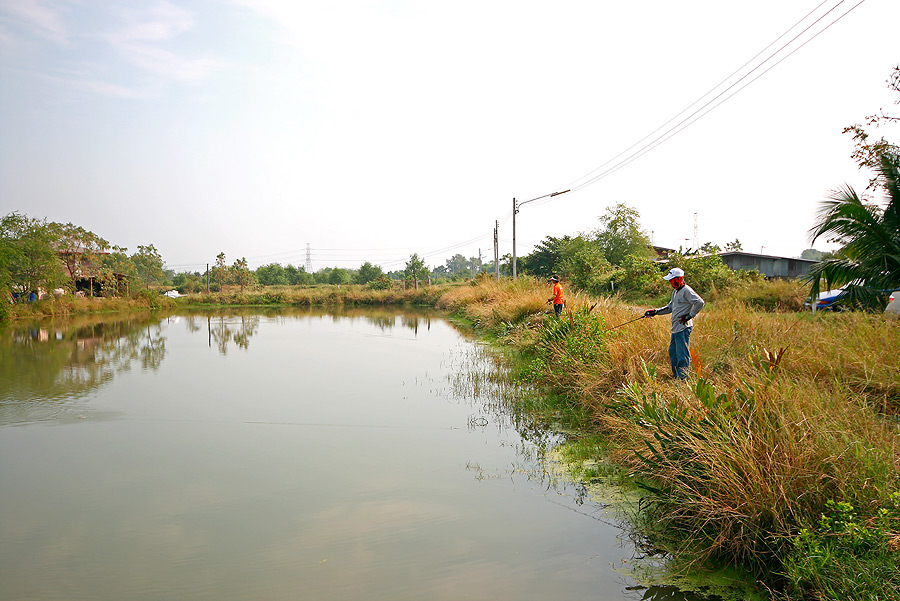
[663,267,685,280]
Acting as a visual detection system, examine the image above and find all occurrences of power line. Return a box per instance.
[554,0,837,195]
[565,0,867,193]
[530,0,864,205]
[169,1,867,275]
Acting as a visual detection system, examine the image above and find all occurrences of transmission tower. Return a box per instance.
[306,243,312,273]
[693,213,699,250]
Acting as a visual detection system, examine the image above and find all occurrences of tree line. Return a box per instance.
[0,213,165,300]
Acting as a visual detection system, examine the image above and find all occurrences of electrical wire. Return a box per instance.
[566,0,867,193]
[527,0,864,207]
[168,1,866,274]
[555,0,837,195]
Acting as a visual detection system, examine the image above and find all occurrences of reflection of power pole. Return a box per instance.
[305,243,312,273]
[494,221,499,280]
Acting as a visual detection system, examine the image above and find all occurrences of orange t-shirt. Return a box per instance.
[552,282,564,304]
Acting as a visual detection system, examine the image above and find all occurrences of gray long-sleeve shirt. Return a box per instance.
[655,284,705,333]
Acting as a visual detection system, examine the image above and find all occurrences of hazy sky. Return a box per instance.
[2,1,898,272]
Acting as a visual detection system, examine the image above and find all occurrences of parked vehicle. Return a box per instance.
[806,288,899,312]
[887,290,900,317]
[804,288,846,311]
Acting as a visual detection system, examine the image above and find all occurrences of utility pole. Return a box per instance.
[206,263,210,293]
[512,198,517,279]
[693,212,699,249]
[494,220,499,279]
[512,189,570,279]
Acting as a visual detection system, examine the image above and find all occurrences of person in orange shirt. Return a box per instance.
[548,275,564,317]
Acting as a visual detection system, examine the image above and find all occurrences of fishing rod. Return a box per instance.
[605,315,647,331]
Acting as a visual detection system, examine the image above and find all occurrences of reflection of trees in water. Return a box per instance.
[179,306,438,351]
[207,314,260,355]
[0,316,168,419]
[356,313,434,335]
[366,314,396,331]
[247,305,438,337]
[399,314,432,335]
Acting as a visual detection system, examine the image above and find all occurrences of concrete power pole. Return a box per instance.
[512,198,518,279]
[693,213,699,250]
[494,221,499,279]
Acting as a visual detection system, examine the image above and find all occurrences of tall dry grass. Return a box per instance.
[182,284,450,307]
[437,277,900,590]
[6,290,175,319]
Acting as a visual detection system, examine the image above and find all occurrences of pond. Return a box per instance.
[0,308,719,601]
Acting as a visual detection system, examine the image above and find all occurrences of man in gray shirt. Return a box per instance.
[644,267,705,379]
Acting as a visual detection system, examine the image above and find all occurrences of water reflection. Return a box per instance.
[174,306,438,354]
[0,315,168,424]
[0,307,445,425]
[206,314,261,353]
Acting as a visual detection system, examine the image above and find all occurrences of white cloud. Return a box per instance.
[110,1,194,43]
[0,23,16,49]
[114,42,221,83]
[0,0,70,44]
[102,1,221,84]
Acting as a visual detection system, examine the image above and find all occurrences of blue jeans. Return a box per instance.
[669,327,692,379]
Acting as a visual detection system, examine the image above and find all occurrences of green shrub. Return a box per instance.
[784,494,900,600]
[366,275,393,290]
[132,289,163,310]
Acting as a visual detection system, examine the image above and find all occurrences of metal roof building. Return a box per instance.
[718,251,817,279]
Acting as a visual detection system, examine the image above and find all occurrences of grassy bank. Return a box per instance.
[438,278,900,600]
[2,284,452,320]
[172,283,450,307]
[3,289,177,319]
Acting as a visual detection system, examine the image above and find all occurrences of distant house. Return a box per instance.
[718,251,817,279]
[651,245,676,259]
[56,249,129,296]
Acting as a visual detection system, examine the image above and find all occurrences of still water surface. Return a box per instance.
[1,309,705,601]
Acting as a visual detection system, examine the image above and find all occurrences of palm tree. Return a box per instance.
[806,152,900,309]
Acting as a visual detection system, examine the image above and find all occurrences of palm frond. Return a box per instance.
[808,187,882,247]
[879,152,900,225]
[806,152,900,309]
